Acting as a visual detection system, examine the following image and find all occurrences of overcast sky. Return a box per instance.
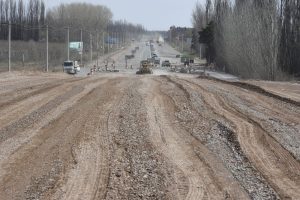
[44,0,204,30]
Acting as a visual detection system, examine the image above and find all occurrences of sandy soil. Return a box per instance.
[245,80,300,102]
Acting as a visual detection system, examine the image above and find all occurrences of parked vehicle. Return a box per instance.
[181,56,194,64]
[63,61,80,74]
[125,54,135,59]
[154,57,160,65]
[162,60,171,67]
[151,53,158,58]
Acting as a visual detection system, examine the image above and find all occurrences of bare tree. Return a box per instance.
[279,0,300,76]
[205,0,212,24]
[17,0,24,39]
[191,2,206,54]
[194,0,286,79]
[46,3,113,43]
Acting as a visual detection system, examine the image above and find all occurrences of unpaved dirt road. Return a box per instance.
[0,42,299,200]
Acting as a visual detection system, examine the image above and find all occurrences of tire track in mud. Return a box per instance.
[146,77,249,200]
[59,81,121,200]
[168,76,300,199]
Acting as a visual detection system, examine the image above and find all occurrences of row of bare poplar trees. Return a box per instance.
[192,0,300,80]
[0,0,145,44]
[0,0,45,41]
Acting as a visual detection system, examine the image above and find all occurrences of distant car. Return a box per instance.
[151,53,158,58]
[162,60,171,67]
[184,60,190,66]
[154,58,160,65]
[125,54,134,59]
[181,56,194,64]
[176,54,181,58]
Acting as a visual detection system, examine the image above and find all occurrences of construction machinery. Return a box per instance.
[136,60,153,74]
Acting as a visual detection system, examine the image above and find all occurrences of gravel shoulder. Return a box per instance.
[245,80,300,102]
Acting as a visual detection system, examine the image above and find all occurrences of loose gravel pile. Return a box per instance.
[106,81,173,199]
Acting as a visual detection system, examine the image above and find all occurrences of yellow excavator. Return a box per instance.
[136,60,153,74]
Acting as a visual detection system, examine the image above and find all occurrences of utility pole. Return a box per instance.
[122,32,124,47]
[8,22,11,72]
[116,32,118,49]
[199,44,202,59]
[67,27,70,61]
[107,31,110,54]
[120,32,122,47]
[96,31,99,67]
[123,32,125,46]
[22,54,24,69]
[112,32,115,50]
[181,34,184,52]
[102,32,105,56]
[90,32,93,64]
[117,33,120,49]
[80,29,83,65]
[46,25,49,72]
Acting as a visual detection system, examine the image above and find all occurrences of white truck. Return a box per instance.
[63,61,80,74]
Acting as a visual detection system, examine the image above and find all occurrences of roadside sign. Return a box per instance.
[69,42,83,53]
